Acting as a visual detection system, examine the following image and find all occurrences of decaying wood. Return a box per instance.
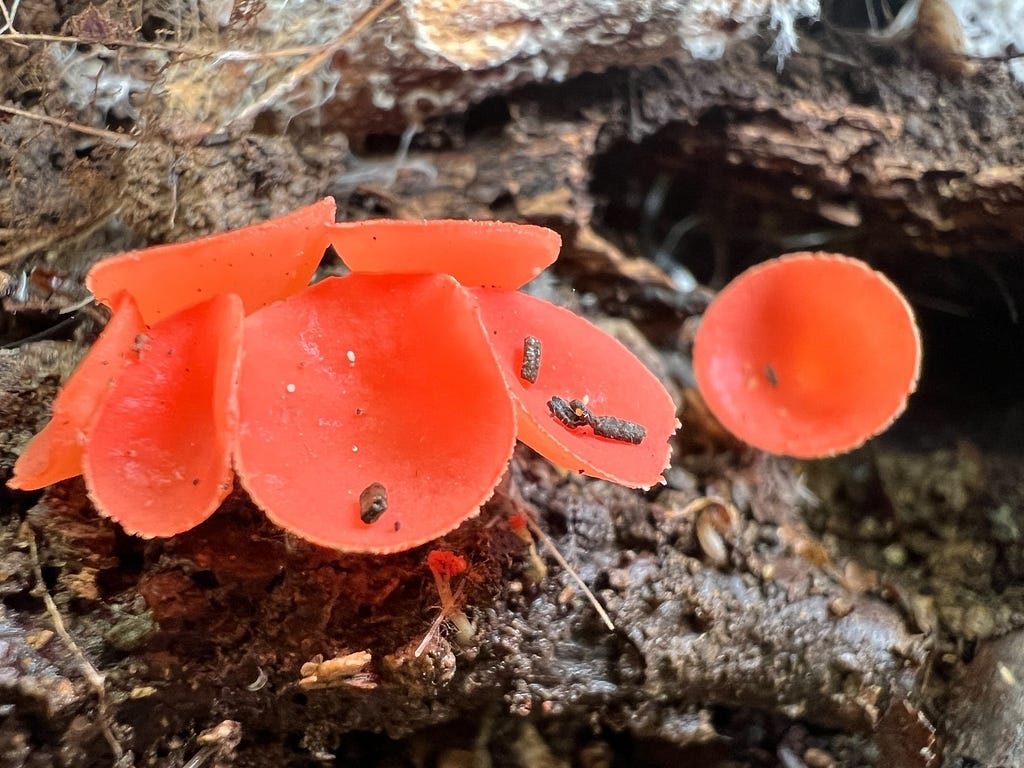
[3,1,1022,255]
[945,629,1024,765]
[2,448,923,765]
[314,0,803,135]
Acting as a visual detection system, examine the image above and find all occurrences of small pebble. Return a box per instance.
[359,482,388,524]
[803,747,834,768]
[882,543,908,568]
[828,596,854,618]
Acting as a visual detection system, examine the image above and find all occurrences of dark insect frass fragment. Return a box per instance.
[568,399,596,427]
[548,396,588,428]
[359,482,388,523]
[593,415,646,444]
[548,395,645,444]
[519,335,542,383]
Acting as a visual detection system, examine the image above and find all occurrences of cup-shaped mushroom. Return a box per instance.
[693,253,921,457]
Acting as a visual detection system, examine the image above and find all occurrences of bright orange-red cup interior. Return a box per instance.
[693,253,921,457]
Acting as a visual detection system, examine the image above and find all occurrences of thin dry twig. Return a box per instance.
[0,202,122,268]
[225,0,400,133]
[0,103,138,148]
[0,31,200,52]
[0,31,326,60]
[414,580,469,658]
[27,527,124,759]
[0,0,20,34]
[522,511,616,632]
[414,605,450,658]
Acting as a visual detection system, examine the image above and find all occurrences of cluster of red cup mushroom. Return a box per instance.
[7,198,678,553]
[8,199,921,553]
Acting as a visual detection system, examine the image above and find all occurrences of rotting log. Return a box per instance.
[1,446,924,764]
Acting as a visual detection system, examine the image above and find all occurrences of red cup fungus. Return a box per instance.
[425,549,473,646]
[326,218,561,289]
[8,292,145,490]
[472,288,677,488]
[234,273,517,553]
[88,198,337,324]
[83,293,244,536]
[8,199,680,553]
[693,252,921,458]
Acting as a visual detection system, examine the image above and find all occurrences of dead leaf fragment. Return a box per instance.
[299,650,377,690]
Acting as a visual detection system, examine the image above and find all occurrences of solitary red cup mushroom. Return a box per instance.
[693,252,921,458]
